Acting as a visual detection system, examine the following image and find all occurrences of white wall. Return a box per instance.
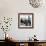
[0,0,46,40]
[44,16,46,40]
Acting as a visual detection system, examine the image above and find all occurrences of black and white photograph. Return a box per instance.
[18,13,34,28]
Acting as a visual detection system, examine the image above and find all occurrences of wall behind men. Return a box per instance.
[0,0,46,40]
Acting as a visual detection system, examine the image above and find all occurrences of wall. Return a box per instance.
[0,0,46,40]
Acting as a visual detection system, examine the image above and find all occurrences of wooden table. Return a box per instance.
[5,39,46,46]
[13,40,46,46]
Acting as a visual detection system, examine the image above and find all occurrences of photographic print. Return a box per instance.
[18,13,34,28]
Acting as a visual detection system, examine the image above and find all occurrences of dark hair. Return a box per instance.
[34,35,36,37]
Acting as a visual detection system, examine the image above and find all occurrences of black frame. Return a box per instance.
[18,13,34,29]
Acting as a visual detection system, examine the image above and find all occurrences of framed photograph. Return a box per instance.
[18,13,34,28]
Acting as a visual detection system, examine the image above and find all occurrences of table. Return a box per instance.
[5,39,46,46]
